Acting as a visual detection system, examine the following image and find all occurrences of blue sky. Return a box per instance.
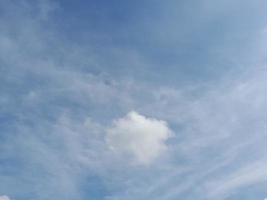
[1,0,267,200]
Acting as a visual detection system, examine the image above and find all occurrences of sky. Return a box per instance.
[1,0,267,200]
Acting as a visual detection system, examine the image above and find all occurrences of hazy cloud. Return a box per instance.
[0,196,10,200]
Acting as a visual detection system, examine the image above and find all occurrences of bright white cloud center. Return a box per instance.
[106,111,172,165]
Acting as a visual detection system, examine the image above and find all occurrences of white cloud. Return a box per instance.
[106,111,172,165]
[0,196,10,200]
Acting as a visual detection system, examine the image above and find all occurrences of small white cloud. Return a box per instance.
[0,196,10,200]
[106,111,172,165]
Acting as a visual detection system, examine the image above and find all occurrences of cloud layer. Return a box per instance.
[0,196,10,200]
[1,0,267,200]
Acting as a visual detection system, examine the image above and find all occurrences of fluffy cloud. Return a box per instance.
[0,196,10,200]
[106,111,172,165]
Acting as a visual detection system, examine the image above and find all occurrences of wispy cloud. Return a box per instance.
[1,0,267,200]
